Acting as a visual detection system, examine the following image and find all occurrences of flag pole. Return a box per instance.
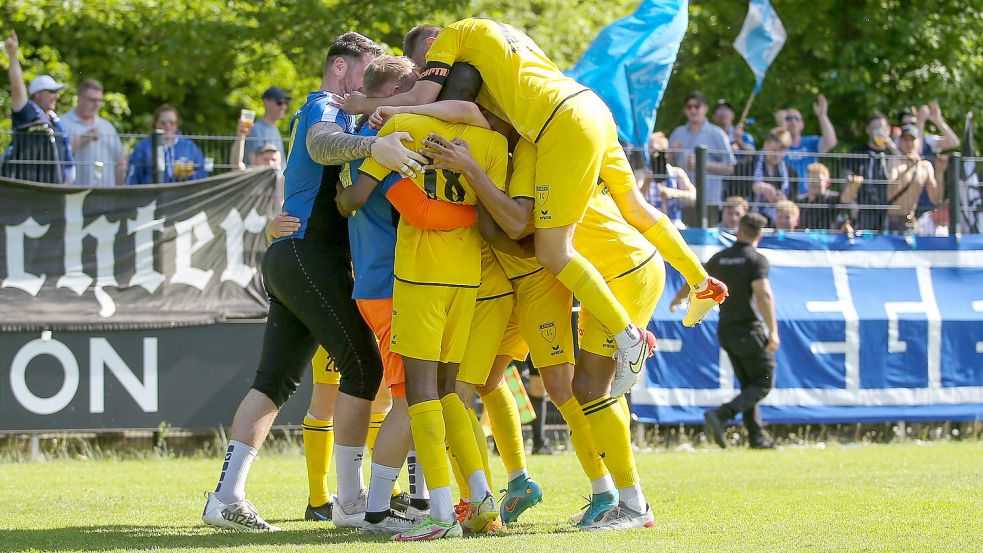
[738,89,757,126]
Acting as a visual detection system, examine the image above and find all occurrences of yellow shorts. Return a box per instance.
[391,279,478,364]
[499,310,529,361]
[578,257,666,357]
[534,91,635,228]
[513,268,576,367]
[458,293,528,385]
[311,346,341,385]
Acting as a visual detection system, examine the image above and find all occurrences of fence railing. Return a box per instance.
[3,129,981,236]
[0,129,274,187]
[628,146,981,236]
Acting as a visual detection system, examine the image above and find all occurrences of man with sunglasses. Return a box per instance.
[781,93,837,195]
[245,86,290,164]
[668,91,736,207]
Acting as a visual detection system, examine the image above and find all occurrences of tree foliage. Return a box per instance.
[1,0,980,148]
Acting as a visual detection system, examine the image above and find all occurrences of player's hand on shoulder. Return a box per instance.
[422,133,476,173]
[369,106,399,130]
[371,132,427,179]
[340,92,366,114]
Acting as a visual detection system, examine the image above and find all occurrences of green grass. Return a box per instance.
[1,442,981,552]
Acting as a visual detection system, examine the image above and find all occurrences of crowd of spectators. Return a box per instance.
[3,30,976,236]
[638,87,967,236]
[2,31,288,191]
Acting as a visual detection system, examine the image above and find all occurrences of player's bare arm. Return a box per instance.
[341,79,442,117]
[336,172,380,214]
[370,101,491,131]
[307,122,427,178]
[423,133,532,239]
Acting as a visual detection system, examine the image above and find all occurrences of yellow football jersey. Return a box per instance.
[424,18,587,145]
[478,241,514,300]
[508,139,656,281]
[360,114,509,287]
[491,138,543,279]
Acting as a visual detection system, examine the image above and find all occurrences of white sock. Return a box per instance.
[334,444,366,505]
[407,450,429,499]
[507,468,528,482]
[429,486,454,523]
[591,474,615,495]
[214,440,256,504]
[468,470,491,502]
[366,462,401,514]
[614,325,641,349]
[618,483,645,512]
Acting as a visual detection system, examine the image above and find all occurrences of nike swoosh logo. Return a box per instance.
[505,497,520,512]
[628,345,645,374]
[695,288,719,300]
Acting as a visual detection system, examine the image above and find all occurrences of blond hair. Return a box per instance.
[775,199,800,218]
[766,127,792,149]
[807,162,830,182]
[363,55,418,97]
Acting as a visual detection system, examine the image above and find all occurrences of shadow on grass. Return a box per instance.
[1,522,578,551]
[1,525,387,551]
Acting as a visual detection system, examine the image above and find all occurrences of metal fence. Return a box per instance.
[3,128,981,236]
[0,129,262,187]
[629,146,981,236]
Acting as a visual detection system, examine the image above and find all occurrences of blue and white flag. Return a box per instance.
[733,0,786,93]
[567,0,688,148]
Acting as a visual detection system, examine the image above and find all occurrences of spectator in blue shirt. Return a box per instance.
[3,31,74,184]
[126,104,207,184]
[781,93,837,194]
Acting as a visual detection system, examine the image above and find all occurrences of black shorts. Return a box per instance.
[252,238,383,405]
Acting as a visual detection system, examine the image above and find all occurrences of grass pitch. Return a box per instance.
[1,441,980,552]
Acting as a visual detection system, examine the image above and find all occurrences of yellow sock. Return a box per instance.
[581,395,638,488]
[642,215,708,286]
[367,412,386,455]
[467,407,493,490]
[408,400,450,490]
[557,397,608,481]
[450,449,470,499]
[440,395,486,486]
[302,415,333,507]
[482,384,526,475]
[556,254,632,334]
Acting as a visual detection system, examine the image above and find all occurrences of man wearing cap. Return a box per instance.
[712,99,755,155]
[3,31,74,184]
[886,123,939,232]
[245,86,289,164]
[668,91,736,206]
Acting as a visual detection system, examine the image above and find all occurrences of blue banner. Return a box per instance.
[635,230,983,424]
[733,0,786,93]
[567,0,688,148]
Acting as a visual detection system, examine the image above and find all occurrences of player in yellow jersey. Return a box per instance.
[345,18,727,398]
[424,129,688,530]
[352,66,510,542]
[380,98,625,528]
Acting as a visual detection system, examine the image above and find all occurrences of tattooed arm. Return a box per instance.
[306,122,428,177]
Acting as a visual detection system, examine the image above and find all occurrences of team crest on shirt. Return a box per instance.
[539,321,556,342]
[536,184,550,204]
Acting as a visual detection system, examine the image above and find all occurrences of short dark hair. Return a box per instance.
[897,110,916,125]
[685,91,708,106]
[153,103,179,127]
[738,213,767,239]
[402,25,442,62]
[324,32,384,74]
[435,63,482,102]
[868,112,888,125]
[77,78,103,96]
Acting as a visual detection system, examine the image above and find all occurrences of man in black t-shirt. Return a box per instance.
[671,213,779,448]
